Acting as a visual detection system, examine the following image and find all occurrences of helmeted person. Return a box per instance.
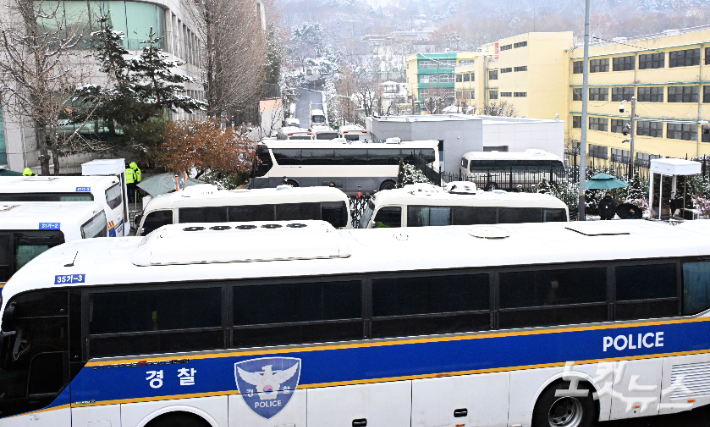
[598,192,616,220]
[129,162,142,183]
[22,167,36,176]
[125,164,137,201]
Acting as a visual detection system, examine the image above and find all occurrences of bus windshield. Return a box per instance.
[0,231,64,282]
[0,193,94,202]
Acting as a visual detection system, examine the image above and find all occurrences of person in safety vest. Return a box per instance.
[129,162,142,183]
[22,168,36,176]
[126,165,137,202]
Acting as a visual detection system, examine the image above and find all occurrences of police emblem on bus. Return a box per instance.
[234,357,301,419]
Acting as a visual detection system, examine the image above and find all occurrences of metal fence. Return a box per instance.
[349,196,370,229]
[564,152,710,182]
[440,168,568,191]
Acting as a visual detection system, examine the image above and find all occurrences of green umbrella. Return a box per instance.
[137,173,205,197]
[586,173,629,190]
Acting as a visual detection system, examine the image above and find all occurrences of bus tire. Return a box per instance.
[379,180,396,191]
[532,380,597,427]
[145,412,211,427]
[286,180,299,187]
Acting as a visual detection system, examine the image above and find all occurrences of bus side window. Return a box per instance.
[141,210,173,235]
[233,280,362,347]
[407,206,451,227]
[276,203,320,221]
[255,147,273,177]
[88,287,222,357]
[683,261,710,315]
[81,211,108,239]
[498,208,542,224]
[452,207,496,225]
[228,205,275,222]
[499,267,607,329]
[543,209,567,222]
[105,183,123,209]
[179,207,228,223]
[321,202,348,228]
[615,263,679,320]
[373,207,401,228]
[0,233,12,281]
[371,273,490,338]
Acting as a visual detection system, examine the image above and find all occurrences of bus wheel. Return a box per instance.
[380,180,396,191]
[532,381,596,427]
[145,412,211,427]
[287,180,299,187]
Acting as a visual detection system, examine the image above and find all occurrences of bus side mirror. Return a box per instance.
[134,214,142,227]
[2,302,16,331]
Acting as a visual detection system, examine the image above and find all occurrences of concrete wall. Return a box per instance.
[481,119,565,158]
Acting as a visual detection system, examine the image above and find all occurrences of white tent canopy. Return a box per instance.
[648,158,702,220]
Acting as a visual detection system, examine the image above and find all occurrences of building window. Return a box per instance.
[572,116,581,128]
[438,73,455,83]
[703,129,710,143]
[589,88,609,101]
[611,148,631,163]
[611,87,634,102]
[463,73,471,82]
[588,144,608,159]
[489,70,498,80]
[572,88,582,101]
[669,48,701,68]
[514,92,527,97]
[456,91,463,100]
[500,92,512,97]
[456,74,463,82]
[639,53,664,69]
[589,117,608,132]
[668,86,699,103]
[419,59,456,69]
[636,153,661,167]
[590,58,609,73]
[514,66,527,72]
[458,60,475,66]
[706,48,710,65]
[704,86,710,103]
[637,87,664,102]
[514,41,527,48]
[613,56,635,71]
[500,67,512,73]
[667,123,697,141]
[470,90,476,99]
[470,73,475,81]
[489,90,499,100]
[573,61,583,74]
[500,44,512,51]
[611,119,630,134]
[637,121,663,138]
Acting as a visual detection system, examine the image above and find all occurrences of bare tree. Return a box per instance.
[0,0,104,174]
[185,0,266,122]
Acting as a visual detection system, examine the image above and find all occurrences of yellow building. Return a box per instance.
[568,27,710,164]
[449,28,710,162]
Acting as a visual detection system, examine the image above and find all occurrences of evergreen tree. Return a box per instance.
[536,178,552,195]
[625,172,646,201]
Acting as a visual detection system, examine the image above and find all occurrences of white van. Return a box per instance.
[339,124,367,141]
[359,182,568,228]
[136,185,352,235]
[310,108,327,127]
[0,175,127,236]
[0,202,106,285]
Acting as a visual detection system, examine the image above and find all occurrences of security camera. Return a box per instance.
[619,103,625,113]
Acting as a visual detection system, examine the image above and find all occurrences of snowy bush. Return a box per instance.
[694,196,710,218]
[396,161,433,188]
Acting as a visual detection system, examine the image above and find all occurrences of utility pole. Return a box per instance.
[579,0,591,221]
[620,96,636,179]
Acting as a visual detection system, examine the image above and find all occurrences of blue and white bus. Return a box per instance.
[2,220,710,427]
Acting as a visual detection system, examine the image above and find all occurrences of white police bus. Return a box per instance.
[0,202,106,287]
[0,176,127,236]
[359,182,568,228]
[135,185,352,235]
[252,140,439,194]
[2,219,710,427]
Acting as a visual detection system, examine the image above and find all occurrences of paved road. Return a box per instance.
[603,405,710,427]
[296,88,324,128]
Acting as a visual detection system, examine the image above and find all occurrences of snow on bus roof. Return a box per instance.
[5,220,710,301]
[261,140,439,149]
[462,149,562,161]
[0,202,104,229]
[145,186,349,210]
[0,175,119,192]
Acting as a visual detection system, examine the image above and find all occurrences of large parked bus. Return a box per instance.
[358,182,568,228]
[252,140,439,194]
[3,220,710,427]
[135,185,351,235]
[460,149,565,191]
[0,176,127,236]
[0,202,106,286]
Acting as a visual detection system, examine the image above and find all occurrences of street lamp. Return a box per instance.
[619,97,636,179]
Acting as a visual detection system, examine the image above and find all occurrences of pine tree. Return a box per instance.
[625,172,646,202]
[536,178,552,195]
